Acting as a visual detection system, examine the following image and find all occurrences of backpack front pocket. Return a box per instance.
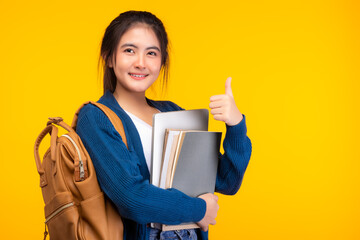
[44,192,80,240]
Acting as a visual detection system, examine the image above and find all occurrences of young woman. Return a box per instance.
[76,10,252,240]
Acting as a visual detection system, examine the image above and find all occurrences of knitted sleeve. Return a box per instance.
[215,115,252,195]
[76,104,206,225]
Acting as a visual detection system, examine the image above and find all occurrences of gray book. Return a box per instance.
[155,130,222,231]
[171,131,222,197]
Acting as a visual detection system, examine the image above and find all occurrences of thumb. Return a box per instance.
[225,77,233,97]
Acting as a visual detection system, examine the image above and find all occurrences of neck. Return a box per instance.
[113,86,149,113]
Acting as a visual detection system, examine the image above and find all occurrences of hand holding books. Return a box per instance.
[196,193,219,232]
[209,77,243,126]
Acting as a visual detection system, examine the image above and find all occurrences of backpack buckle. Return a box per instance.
[47,117,64,125]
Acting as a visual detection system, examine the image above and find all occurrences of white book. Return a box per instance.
[159,130,180,189]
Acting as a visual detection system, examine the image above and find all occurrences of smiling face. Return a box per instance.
[110,23,162,95]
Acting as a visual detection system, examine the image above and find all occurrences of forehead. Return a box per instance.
[118,23,160,48]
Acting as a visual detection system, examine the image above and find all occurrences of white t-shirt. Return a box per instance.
[124,110,153,172]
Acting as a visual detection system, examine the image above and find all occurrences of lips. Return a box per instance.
[129,73,149,80]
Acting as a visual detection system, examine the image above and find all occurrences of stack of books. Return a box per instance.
[151,110,222,231]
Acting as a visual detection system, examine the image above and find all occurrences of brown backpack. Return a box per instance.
[34,101,126,240]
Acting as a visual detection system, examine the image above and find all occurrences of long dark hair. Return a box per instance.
[99,11,170,93]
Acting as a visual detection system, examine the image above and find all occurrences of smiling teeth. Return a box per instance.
[130,74,147,77]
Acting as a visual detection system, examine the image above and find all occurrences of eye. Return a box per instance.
[124,48,134,53]
[147,51,157,56]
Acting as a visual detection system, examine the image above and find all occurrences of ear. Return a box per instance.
[102,52,113,68]
[108,59,113,68]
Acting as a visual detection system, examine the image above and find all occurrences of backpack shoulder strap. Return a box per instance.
[72,101,128,149]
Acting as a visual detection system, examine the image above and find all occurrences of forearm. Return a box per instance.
[76,106,206,224]
[93,157,206,224]
[215,115,252,195]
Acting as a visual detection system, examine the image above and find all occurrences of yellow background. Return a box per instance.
[1,0,359,239]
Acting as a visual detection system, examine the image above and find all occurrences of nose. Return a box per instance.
[134,54,145,70]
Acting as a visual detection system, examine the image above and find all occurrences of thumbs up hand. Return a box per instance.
[209,77,243,126]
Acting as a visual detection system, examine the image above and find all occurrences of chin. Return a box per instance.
[130,82,155,92]
[128,85,152,93]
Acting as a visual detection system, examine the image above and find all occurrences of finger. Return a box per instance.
[212,114,224,122]
[225,77,233,97]
[210,94,226,102]
[209,101,223,109]
[213,194,219,201]
[199,224,208,232]
[210,108,223,115]
[210,219,217,225]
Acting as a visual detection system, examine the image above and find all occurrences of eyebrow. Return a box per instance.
[120,43,160,52]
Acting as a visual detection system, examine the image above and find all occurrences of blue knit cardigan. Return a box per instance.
[76,90,252,240]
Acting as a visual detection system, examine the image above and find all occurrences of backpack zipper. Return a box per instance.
[45,202,74,223]
[62,134,85,180]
